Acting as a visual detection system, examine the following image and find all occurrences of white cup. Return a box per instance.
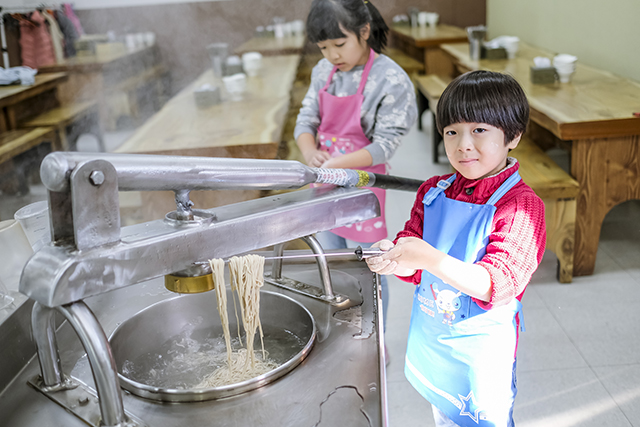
[14,201,51,252]
[291,20,305,37]
[553,54,577,83]
[418,12,429,27]
[501,36,519,59]
[426,12,439,27]
[242,52,263,77]
[125,34,137,51]
[553,53,578,65]
[0,219,34,292]
[0,276,15,310]
[144,32,156,47]
[222,73,247,101]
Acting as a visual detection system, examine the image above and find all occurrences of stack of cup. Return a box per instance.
[425,12,439,27]
[0,219,33,295]
[553,54,578,83]
[242,52,263,77]
[222,73,247,101]
[14,201,51,252]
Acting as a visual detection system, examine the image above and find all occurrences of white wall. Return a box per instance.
[487,0,640,81]
[2,0,229,10]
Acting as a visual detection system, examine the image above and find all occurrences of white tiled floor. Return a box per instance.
[384,114,640,426]
[2,117,639,426]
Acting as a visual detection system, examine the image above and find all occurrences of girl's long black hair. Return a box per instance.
[306,0,389,53]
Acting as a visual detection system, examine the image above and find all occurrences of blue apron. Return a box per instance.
[405,172,523,427]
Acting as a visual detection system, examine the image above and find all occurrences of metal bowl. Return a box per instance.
[109,290,316,402]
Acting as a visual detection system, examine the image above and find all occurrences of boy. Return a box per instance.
[366,70,546,426]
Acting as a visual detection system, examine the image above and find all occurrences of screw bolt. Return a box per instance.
[89,171,105,186]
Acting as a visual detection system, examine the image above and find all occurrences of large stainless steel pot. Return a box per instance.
[109,290,316,402]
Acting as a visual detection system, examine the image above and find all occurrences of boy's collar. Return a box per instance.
[458,157,518,189]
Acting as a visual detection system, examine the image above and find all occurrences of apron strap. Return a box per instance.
[356,48,376,95]
[322,66,338,92]
[423,174,456,206]
[486,171,521,206]
[322,48,376,94]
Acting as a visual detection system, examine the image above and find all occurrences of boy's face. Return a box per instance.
[443,122,521,180]
[316,24,371,72]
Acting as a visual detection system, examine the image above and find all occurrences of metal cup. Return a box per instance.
[206,42,229,78]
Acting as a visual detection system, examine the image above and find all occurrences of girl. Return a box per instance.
[366,71,546,426]
[295,0,418,332]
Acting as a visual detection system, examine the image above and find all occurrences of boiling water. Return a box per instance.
[121,323,306,390]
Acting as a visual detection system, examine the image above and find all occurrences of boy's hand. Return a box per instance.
[366,237,431,277]
[365,240,399,275]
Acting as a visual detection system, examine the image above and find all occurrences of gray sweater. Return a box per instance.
[294,55,418,166]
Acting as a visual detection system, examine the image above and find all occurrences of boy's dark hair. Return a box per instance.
[306,0,388,53]
[436,71,530,144]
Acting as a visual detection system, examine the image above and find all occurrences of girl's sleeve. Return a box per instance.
[364,66,418,165]
[473,190,546,309]
[294,62,326,140]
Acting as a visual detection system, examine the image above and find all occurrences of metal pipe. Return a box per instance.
[301,235,334,300]
[270,243,285,280]
[56,302,127,427]
[31,302,66,389]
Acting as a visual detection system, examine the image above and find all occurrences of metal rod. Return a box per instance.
[196,246,385,265]
[40,152,423,194]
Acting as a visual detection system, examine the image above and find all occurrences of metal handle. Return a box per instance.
[354,246,385,261]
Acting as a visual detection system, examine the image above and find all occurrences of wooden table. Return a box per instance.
[441,42,640,277]
[38,44,166,130]
[0,73,68,131]
[0,73,68,194]
[390,24,468,76]
[116,54,301,222]
[235,35,306,56]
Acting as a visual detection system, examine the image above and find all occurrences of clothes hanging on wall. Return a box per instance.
[19,10,56,69]
[42,10,65,63]
[54,10,78,57]
[2,15,23,69]
[63,3,84,37]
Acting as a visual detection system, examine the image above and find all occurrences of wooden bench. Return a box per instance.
[19,100,105,152]
[510,137,579,283]
[415,74,451,162]
[385,47,425,78]
[0,128,56,195]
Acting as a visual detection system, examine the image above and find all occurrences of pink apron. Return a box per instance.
[316,48,387,243]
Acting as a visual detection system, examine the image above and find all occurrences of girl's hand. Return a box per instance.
[304,149,332,168]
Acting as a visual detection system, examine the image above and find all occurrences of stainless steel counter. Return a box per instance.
[0,259,386,426]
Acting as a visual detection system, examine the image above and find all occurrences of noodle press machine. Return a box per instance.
[5,152,411,426]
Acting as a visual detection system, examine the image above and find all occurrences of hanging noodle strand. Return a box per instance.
[198,255,276,388]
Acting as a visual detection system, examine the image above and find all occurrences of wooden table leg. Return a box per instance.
[571,135,640,276]
[424,47,455,77]
[6,106,17,129]
[0,109,8,132]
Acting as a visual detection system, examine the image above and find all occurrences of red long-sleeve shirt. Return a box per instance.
[395,159,546,309]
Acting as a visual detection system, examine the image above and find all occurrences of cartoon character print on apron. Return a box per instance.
[316,48,387,243]
[405,172,524,427]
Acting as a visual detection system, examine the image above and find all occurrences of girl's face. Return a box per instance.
[443,122,521,180]
[316,25,371,72]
